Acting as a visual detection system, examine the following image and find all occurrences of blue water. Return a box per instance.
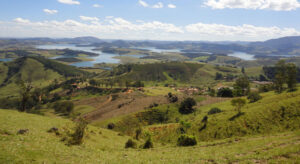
[227,52,255,61]
[0,58,13,62]
[37,44,120,67]
[36,44,154,67]
[131,47,181,53]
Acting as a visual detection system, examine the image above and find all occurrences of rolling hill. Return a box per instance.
[0,88,299,163]
[0,57,89,98]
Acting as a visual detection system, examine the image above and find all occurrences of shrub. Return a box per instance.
[208,107,222,115]
[135,128,142,140]
[53,101,74,116]
[111,94,119,101]
[125,139,137,148]
[149,103,158,108]
[167,92,178,103]
[259,84,273,92]
[179,97,196,114]
[68,118,88,145]
[247,92,262,103]
[179,121,191,134]
[143,138,154,149]
[177,134,197,146]
[107,123,115,129]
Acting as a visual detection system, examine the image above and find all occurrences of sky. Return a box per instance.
[0,0,300,41]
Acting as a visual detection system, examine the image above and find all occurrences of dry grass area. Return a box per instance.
[75,91,170,122]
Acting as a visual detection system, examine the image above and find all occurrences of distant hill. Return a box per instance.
[251,36,300,48]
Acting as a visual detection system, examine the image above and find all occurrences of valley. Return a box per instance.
[0,37,300,163]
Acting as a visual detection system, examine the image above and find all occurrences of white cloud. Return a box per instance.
[93,4,102,8]
[14,18,30,23]
[2,17,300,41]
[138,0,149,7]
[168,4,176,8]
[204,0,300,11]
[153,2,164,8]
[79,16,99,21]
[139,0,164,8]
[43,9,58,15]
[58,0,80,5]
[185,23,300,40]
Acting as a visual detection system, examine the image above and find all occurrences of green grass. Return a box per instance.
[143,87,180,96]
[100,88,300,145]
[0,58,63,98]
[0,109,299,163]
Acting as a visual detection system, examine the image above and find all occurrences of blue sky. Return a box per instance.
[0,0,300,41]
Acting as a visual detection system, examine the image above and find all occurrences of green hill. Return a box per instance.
[107,62,240,86]
[0,57,89,98]
[99,88,300,144]
[0,108,299,163]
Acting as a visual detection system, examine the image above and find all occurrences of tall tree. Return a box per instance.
[231,98,246,114]
[19,81,33,112]
[274,60,286,93]
[286,63,298,91]
[241,67,245,74]
[234,76,250,96]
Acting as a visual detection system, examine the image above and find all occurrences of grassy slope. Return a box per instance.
[100,88,300,144]
[0,58,62,98]
[0,109,299,163]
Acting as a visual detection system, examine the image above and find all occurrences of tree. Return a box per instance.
[247,92,262,103]
[215,72,223,80]
[234,76,250,96]
[274,60,286,93]
[209,88,216,97]
[68,118,88,145]
[217,88,233,97]
[231,98,246,114]
[286,63,297,91]
[259,74,267,81]
[241,67,245,74]
[89,79,97,86]
[179,98,196,114]
[18,81,33,112]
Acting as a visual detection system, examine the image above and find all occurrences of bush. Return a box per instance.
[217,88,233,97]
[177,134,197,146]
[125,139,137,148]
[107,123,115,129]
[179,97,196,114]
[143,138,154,149]
[68,118,88,145]
[135,128,142,140]
[53,101,74,116]
[167,92,178,103]
[208,107,222,115]
[247,92,262,103]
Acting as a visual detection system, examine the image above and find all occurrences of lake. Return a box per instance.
[37,44,181,67]
[131,47,181,53]
[37,44,121,67]
[0,58,13,62]
[227,52,256,61]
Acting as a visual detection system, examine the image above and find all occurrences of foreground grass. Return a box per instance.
[1,109,299,163]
